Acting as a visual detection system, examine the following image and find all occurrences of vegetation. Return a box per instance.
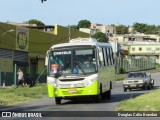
[156,64,160,68]
[132,22,160,34]
[26,19,45,26]
[69,25,79,30]
[69,19,91,30]
[77,19,91,29]
[0,84,47,106]
[116,25,128,34]
[116,89,160,111]
[111,24,129,34]
[91,32,109,43]
[116,74,126,81]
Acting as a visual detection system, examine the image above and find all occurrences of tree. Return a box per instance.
[116,25,128,34]
[77,20,91,29]
[26,19,45,26]
[91,32,108,43]
[132,22,160,34]
[69,25,79,30]
[132,22,148,33]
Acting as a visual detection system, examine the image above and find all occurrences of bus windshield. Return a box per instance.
[49,47,97,75]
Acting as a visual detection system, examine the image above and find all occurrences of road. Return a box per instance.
[1,72,160,120]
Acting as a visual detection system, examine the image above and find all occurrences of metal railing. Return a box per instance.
[115,56,156,73]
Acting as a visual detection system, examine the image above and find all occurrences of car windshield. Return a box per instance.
[48,47,97,75]
[127,73,144,78]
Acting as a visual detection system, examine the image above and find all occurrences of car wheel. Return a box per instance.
[143,84,148,90]
[124,88,127,92]
[147,84,151,90]
[151,83,154,88]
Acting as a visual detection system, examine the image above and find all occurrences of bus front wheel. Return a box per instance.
[55,97,61,105]
[94,94,101,103]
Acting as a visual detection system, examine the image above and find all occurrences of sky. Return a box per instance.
[1,0,160,26]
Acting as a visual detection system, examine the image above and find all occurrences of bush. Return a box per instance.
[156,64,160,68]
[119,67,125,74]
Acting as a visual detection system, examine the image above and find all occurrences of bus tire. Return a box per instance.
[106,89,111,99]
[94,84,102,103]
[94,94,101,103]
[55,97,61,105]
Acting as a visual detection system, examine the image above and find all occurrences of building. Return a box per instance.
[0,22,89,86]
[90,23,116,36]
[79,23,116,37]
[121,42,160,63]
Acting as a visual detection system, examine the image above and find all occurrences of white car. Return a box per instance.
[123,72,154,92]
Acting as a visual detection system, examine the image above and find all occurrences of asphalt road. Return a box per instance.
[1,72,160,120]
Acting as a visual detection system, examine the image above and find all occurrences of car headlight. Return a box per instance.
[123,80,128,84]
[138,80,144,83]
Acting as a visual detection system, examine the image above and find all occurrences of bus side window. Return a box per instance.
[109,47,113,65]
[98,47,104,66]
[111,48,114,64]
[102,47,107,66]
[106,47,111,66]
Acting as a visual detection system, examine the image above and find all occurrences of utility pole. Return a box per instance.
[68,25,71,41]
[114,27,117,59]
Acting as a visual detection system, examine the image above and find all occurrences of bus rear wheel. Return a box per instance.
[55,97,61,105]
[106,89,111,99]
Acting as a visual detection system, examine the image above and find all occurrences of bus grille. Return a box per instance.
[59,78,84,82]
[58,83,84,88]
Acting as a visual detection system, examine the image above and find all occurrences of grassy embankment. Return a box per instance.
[0,84,47,106]
[116,89,160,111]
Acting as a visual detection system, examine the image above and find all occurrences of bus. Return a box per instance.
[45,38,115,104]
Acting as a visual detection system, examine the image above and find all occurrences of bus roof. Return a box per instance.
[50,38,112,49]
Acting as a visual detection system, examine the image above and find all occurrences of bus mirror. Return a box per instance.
[45,50,49,66]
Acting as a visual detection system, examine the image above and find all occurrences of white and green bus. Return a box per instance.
[45,38,115,104]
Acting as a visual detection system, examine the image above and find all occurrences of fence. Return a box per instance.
[115,56,156,73]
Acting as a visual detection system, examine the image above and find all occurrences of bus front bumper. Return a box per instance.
[47,81,99,98]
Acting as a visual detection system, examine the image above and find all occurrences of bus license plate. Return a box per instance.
[68,90,77,93]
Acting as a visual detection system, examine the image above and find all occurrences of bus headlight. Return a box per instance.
[47,77,56,87]
[85,77,97,86]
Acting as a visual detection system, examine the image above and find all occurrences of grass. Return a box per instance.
[115,89,160,111]
[0,84,47,106]
[116,74,126,81]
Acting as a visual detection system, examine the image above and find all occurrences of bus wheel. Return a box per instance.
[94,94,101,103]
[106,89,111,99]
[55,97,61,105]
